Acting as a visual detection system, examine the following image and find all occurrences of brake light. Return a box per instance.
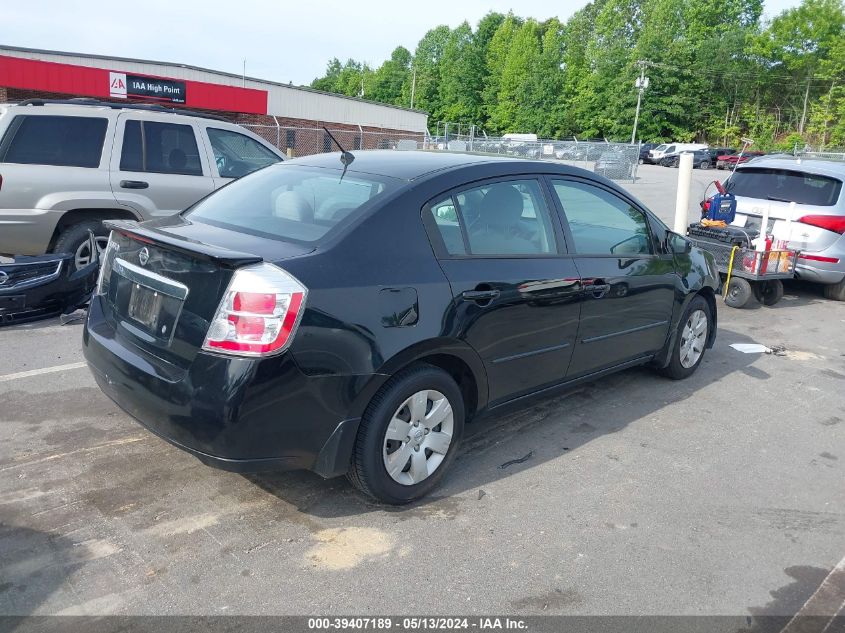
[798,215,845,235]
[233,292,276,313]
[203,263,307,356]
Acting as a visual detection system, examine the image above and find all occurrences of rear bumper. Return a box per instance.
[83,296,371,477]
[795,240,845,284]
[795,261,845,284]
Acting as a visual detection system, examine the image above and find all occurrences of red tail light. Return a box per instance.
[798,215,845,235]
[233,292,277,314]
[203,263,307,356]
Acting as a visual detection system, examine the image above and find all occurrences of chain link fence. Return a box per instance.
[425,135,641,183]
[795,150,845,161]
[241,122,641,183]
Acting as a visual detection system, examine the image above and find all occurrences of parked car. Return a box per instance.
[716,151,765,170]
[83,151,719,504]
[662,149,723,169]
[0,99,285,270]
[594,151,635,179]
[638,143,659,164]
[649,143,708,165]
[724,156,845,300]
[0,232,99,325]
[709,147,737,162]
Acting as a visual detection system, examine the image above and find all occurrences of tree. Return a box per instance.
[483,14,522,130]
[408,25,451,117]
[438,22,484,123]
[488,19,544,133]
[307,0,845,146]
[754,0,845,132]
[368,47,412,105]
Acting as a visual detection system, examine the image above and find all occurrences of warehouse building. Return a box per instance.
[0,45,428,155]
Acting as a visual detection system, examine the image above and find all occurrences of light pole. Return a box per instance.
[631,62,649,144]
[410,66,417,109]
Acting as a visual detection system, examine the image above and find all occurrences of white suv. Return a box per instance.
[0,99,284,269]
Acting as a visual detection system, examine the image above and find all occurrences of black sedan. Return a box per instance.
[661,150,706,169]
[83,151,719,504]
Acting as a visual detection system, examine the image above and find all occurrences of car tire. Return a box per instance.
[823,277,845,301]
[347,364,465,504]
[754,279,784,305]
[724,277,754,308]
[53,221,109,271]
[658,295,712,380]
[700,160,711,169]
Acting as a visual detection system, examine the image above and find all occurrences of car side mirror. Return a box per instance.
[666,231,692,255]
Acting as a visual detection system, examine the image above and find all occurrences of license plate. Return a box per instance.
[127,283,164,330]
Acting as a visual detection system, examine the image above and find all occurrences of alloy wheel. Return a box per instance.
[74,236,109,270]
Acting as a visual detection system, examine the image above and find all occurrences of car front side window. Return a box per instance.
[207,128,281,178]
[552,180,653,256]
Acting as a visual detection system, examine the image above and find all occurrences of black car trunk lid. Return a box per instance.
[100,219,311,368]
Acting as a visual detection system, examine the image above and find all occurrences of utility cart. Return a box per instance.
[686,225,798,308]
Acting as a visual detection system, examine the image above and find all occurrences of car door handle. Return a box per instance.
[119,180,149,189]
[461,289,500,303]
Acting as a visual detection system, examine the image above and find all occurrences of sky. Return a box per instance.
[3,0,803,88]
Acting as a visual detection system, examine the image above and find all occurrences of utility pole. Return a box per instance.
[799,74,812,135]
[410,66,417,109]
[631,60,650,144]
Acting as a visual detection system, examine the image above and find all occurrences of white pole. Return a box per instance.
[674,152,694,234]
[631,88,643,145]
[410,67,416,109]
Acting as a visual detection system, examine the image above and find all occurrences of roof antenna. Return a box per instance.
[322,127,355,180]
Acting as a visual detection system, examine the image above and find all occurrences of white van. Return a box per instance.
[502,133,538,143]
[648,143,708,163]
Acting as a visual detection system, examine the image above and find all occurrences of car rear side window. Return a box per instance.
[428,180,557,257]
[0,115,107,168]
[552,180,653,255]
[120,120,203,176]
[207,128,280,178]
[726,168,842,206]
[187,164,396,243]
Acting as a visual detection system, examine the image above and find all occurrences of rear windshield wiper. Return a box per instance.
[766,195,793,203]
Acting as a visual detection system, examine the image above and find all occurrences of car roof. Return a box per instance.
[737,155,845,178]
[286,150,571,181]
[3,99,230,123]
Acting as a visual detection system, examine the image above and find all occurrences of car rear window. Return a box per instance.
[186,164,398,243]
[0,115,107,168]
[726,167,842,206]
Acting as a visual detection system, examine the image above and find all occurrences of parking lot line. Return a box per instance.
[780,553,845,632]
[0,361,87,383]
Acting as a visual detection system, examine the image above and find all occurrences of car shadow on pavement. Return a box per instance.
[245,326,765,518]
[0,525,80,619]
